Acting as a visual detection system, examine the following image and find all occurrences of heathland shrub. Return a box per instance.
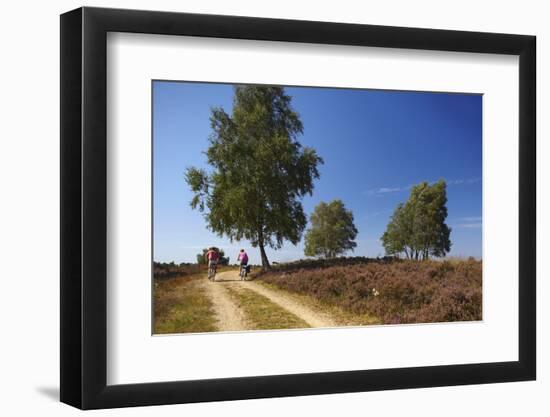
[153,262,203,280]
[258,258,481,324]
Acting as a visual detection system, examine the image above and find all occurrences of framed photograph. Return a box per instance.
[60,7,536,409]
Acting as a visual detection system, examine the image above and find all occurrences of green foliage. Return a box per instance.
[381,180,451,260]
[196,247,229,265]
[304,200,358,259]
[186,86,323,269]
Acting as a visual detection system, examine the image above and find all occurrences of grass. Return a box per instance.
[154,274,217,334]
[225,285,310,330]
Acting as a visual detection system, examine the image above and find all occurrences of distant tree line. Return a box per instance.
[304,199,358,259]
[195,247,229,265]
[300,181,452,261]
[153,261,201,280]
[381,180,451,260]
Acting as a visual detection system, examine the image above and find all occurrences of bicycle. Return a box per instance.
[239,264,248,281]
[208,262,217,281]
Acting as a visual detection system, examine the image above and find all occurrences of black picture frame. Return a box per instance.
[60,6,536,410]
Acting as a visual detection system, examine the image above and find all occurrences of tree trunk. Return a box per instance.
[259,241,270,270]
[257,228,270,270]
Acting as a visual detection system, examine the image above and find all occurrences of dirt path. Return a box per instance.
[241,280,336,328]
[197,273,248,332]
[212,270,336,328]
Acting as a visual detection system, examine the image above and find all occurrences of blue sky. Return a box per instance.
[153,81,482,264]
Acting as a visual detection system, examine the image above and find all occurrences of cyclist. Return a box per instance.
[206,247,219,280]
[237,249,249,280]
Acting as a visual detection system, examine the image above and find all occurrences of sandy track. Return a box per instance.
[212,270,336,328]
[241,280,336,328]
[197,273,248,331]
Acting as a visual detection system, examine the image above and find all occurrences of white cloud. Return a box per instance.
[447,177,481,185]
[452,222,482,229]
[365,177,481,196]
[365,185,410,195]
[452,216,482,222]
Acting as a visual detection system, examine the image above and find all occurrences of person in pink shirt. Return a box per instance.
[206,247,219,280]
[237,249,249,280]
